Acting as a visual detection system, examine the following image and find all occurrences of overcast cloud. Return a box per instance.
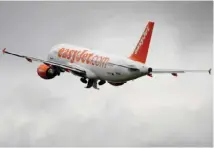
[0,1,212,147]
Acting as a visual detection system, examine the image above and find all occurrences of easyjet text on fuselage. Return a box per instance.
[57,48,110,68]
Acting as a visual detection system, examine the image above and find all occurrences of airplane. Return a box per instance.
[1,21,212,90]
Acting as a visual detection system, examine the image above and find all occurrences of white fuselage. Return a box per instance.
[47,44,149,82]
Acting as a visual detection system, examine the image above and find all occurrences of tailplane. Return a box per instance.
[129,21,154,63]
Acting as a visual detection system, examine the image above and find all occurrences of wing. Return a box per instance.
[2,48,86,75]
[149,68,211,77]
[107,61,211,76]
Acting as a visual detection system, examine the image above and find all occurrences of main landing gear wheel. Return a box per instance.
[80,77,87,84]
[92,80,99,90]
[85,79,94,89]
[98,80,106,85]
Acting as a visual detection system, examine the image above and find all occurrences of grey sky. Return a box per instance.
[0,1,212,147]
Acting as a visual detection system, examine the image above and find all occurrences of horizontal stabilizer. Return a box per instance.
[151,69,211,74]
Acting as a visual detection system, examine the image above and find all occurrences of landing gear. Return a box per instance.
[92,80,99,90]
[98,80,106,85]
[80,77,87,84]
[80,78,105,90]
[84,79,99,90]
[85,79,94,88]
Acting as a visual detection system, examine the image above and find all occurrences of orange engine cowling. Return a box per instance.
[37,64,58,79]
[108,82,125,86]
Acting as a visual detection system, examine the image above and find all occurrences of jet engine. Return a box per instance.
[108,82,125,86]
[37,64,59,79]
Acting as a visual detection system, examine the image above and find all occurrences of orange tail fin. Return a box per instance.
[129,21,154,63]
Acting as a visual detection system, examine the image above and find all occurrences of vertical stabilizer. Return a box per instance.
[129,21,154,63]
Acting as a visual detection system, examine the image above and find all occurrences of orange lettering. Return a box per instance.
[99,57,109,68]
[70,50,78,63]
[76,50,87,62]
[67,50,73,59]
[96,56,102,67]
[103,57,110,68]
[67,49,109,67]
[91,55,98,66]
[81,53,89,63]
[86,53,94,64]
[96,56,102,66]
[62,49,69,58]
[58,48,65,58]
[98,56,105,67]
[75,51,82,62]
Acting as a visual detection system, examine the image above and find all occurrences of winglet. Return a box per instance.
[208,68,212,75]
[2,48,6,54]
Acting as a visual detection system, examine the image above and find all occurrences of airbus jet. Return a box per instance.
[2,22,211,89]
